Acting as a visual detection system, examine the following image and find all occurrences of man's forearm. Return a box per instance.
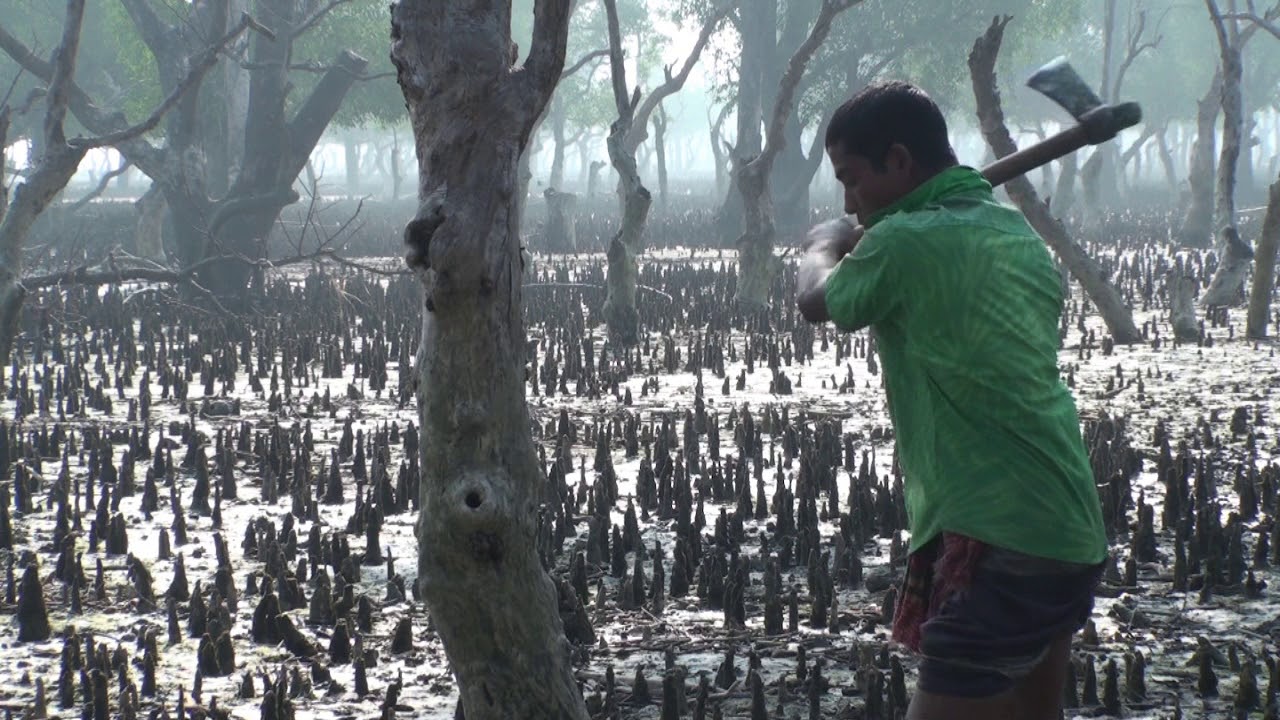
[796,219,862,323]
[796,248,842,322]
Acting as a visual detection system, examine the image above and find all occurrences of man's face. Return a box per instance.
[826,142,913,222]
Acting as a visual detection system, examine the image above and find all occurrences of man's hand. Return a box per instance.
[796,218,864,323]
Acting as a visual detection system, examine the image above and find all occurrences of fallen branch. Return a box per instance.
[22,247,407,290]
[525,281,673,302]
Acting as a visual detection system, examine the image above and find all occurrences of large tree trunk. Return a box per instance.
[1210,4,1244,238]
[1052,152,1078,216]
[1169,270,1200,342]
[717,0,770,244]
[969,16,1142,345]
[543,188,578,253]
[549,100,567,190]
[391,0,588,718]
[134,182,168,262]
[1201,226,1254,307]
[709,101,733,199]
[735,0,856,307]
[1,0,92,370]
[1246,174,1280,338]
[1178,72,1223,247]
[0,110,17,378]
[1155,123,1179,192]
[653,106,669,209]
[601,0,652,347]
[203,0,367,297]
[344,135,362,194]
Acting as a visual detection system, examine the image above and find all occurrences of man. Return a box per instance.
[796,81,1107,720]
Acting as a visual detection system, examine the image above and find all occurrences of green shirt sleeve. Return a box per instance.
[823,228,902,332]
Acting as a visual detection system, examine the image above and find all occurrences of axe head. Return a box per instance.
[1026,57,1102,120]
[1027,56,1143,144]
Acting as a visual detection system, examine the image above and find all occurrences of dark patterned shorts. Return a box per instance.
[917,546,1104,698]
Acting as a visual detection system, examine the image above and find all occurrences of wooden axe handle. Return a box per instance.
[979,122,1090,189]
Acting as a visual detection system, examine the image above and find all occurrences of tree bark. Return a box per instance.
[1246,174,1280,338]
[391,0,588,716]
[717,0,771,244]
[1155,123,1179,192]
[968,16,1142,345]
[549,100,567,190]
[1,0,91,370]
[543,188,578,253]
[735,0,857,307]
[653,106,669,209]
[1201,226,1254,307]
[1178,72,1223,247]
[601,0,652,347]
[1052,152,1078,216]
[1169,270,1201,342]
[709,100,734,200]
[134,182,169,262]
[1208,0,1244,237]
[344,135,363,193]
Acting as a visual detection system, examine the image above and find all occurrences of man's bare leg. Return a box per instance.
[905,633,1073,720]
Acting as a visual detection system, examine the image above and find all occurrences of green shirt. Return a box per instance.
[824,166,1107,564]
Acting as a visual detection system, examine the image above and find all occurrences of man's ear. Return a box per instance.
[886,143,913,174]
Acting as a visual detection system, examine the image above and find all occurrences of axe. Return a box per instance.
[981,56,1142,188]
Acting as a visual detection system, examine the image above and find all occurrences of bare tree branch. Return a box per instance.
[605,0,632,120]
[1111,6,1166,101]
[0,21,164,176]
[523,0,573,120]
[561,48,608,79]
[68,160,132,212]
[758,0,861,173]
[23,246,408,290]
[44,0,88,150]
[1224,0,1280,39]
[623,1,735,152]
[70,14,259,151]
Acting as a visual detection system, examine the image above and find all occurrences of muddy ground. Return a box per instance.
[1,237,1278,720]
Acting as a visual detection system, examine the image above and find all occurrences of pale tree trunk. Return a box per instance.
[575,134,593,189]
[549,100,567,190]
[0,109,20,378]
[601,0,651,347]
[1169,271,1201,342]
[344,135,362,193]
[709,100,733,199]
[1052,152,1078,216]
[392,0,587,717]
[1155,123,1179,192]
[587,160,606,196]
[602,0,729,344]
[653,105,669,209]
[717,0,770,244]
[735,0,859,307]
[1208,0,1244,238]
[1201,226,1254,307]
[1200,0,1279,300]
[1178,72,1223,247]
[969,16,1142,345]
[543,188,578,253]
[134,182,168,262]
[1246,174,1280,338]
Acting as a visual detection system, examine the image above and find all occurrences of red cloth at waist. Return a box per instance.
[890,533,988,652]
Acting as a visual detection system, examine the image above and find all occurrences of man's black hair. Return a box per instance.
[824,81,957,172]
